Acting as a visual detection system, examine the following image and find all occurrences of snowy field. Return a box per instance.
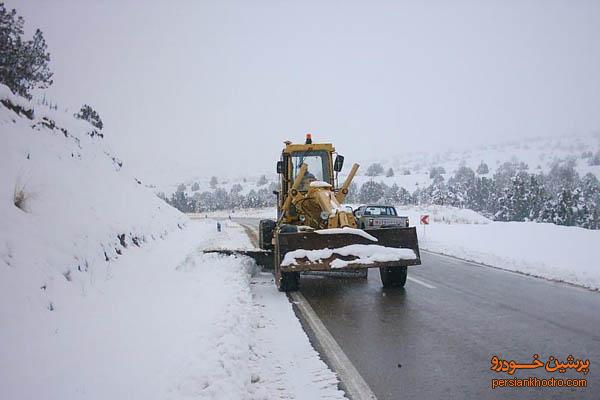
[389,205,600,290]
[403,206,600,290]
[417,221,600,290]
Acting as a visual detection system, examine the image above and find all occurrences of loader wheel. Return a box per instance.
[380,266,407,288]
[258,219,276,250]
[274,225,300,292]
[274,251,300,292]
[278,271,300,292]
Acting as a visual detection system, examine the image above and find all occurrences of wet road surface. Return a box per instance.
[233,218,600,399]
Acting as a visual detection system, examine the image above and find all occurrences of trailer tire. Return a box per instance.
[258,219,276,250]
[380,266,407,288]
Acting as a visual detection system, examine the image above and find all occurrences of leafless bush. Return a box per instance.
[13,182,32,212]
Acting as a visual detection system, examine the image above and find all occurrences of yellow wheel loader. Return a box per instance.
[258,134,421,291]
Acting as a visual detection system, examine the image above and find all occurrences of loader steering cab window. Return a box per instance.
[291,150,330,190]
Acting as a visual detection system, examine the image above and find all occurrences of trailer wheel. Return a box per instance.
[379,266,407,288]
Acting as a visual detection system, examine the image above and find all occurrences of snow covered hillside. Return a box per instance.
[352,134,600,192]
[0,84,186,312]
[1,86,346,399]
[1,217,346,399]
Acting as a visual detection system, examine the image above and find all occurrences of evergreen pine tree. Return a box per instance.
[429,175,447,205]
[0,5,53,98]
[476,162,489,175]
[366,163,384,176]
[257,175,268,186]
[447,166,477,208]
[359,181,385,203]
[580,173,600,229]
[344,182,359,204]
[74,104,103,129]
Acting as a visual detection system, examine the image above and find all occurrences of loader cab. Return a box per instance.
[290,150,331,190]
[277,136,336,213]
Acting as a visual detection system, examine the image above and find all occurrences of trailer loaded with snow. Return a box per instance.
[257,134,421,291]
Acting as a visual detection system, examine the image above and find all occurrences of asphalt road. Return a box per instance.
[233,218,600,399]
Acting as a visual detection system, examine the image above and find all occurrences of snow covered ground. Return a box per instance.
[396,205,600,290]
[395,204,491,225]
[1,219,346,399]
[0,84,187,298]
[1,87,345,399]
[418,221,600,290]
[199,208,277,220]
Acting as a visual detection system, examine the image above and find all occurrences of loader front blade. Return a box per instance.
[203,249,274,270]
[276,227,421,272]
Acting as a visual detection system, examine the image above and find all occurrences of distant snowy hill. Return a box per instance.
[0,84,186,313]
[164,134,600,198]
[352,134,600,192]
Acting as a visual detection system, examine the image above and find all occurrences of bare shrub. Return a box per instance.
[13,182,33,212]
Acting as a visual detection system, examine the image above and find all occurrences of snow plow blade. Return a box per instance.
[203,249,274,270]
[277,227,421,272]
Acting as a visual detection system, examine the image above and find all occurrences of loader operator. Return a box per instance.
[300,169,316,191]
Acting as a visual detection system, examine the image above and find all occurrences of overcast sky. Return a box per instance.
[11,0,600,183]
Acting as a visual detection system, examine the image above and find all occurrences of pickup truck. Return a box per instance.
[353,205,409,229]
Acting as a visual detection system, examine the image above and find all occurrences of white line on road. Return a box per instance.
[407,276,436,289]
[290,292,378,400]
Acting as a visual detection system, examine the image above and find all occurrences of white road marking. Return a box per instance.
[290,292,378,400]
[407,276,436,289]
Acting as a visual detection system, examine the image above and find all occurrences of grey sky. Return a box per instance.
[11,0,600,183]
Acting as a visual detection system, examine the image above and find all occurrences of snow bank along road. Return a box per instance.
[234,218,600,400]
[0,219,346,400]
